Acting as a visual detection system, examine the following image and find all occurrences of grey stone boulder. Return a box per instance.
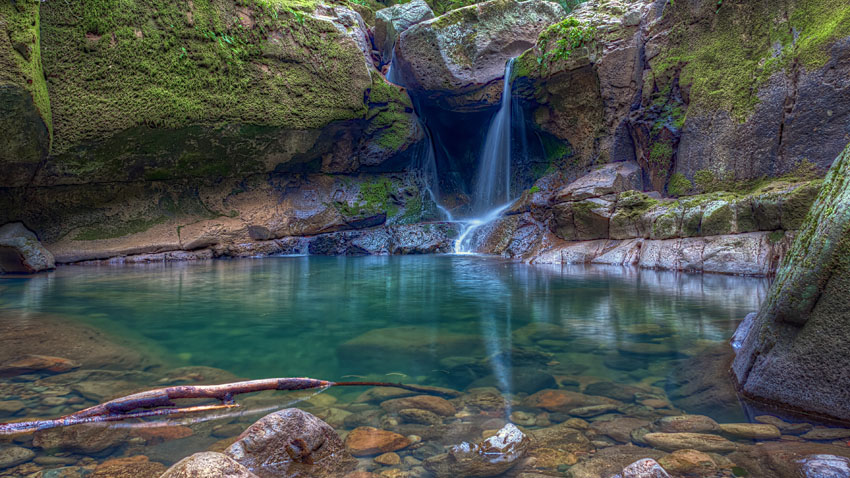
[553,162,643,203]
[610,458,671,478]
[374,0,434,63]
[160,452,258,478]
[224,408,356,478]
[732,143,850,421]
[0,222,55,273]
[395,0,563,97]
[423,423,530,477]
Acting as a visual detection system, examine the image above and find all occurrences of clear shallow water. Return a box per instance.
[1,256,766,400]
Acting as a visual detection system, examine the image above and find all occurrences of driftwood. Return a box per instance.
[0,377,459,435]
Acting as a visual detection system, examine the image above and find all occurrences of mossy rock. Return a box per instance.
[700,201,735,237]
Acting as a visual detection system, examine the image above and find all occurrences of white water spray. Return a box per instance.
[454,59,518,253]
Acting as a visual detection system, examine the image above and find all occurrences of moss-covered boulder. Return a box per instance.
[394,0,563,106]
[732,143,850,421]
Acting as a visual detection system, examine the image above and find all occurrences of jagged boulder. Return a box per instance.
[374,0,434,63]
[0,222,55,273]
[732,143,850,421]
[395,0,563,104]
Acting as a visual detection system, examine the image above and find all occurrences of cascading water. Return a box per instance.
[454,58,518,253]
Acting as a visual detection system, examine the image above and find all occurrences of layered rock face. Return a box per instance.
[513,0,850,190]
[468,161,818,275]
[732,143,850,421]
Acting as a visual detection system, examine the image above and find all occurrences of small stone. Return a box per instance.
[346,427,411,457]
[380,395,456,416]
[590,417,651,444]
[0,446,35,469]
[642,433,738,452]
[658,449,717,475]
[640,399,671,409]
[613,458,671,478]
[0,400,25,415]
[654,415,720,433]
[510,411,537,426]
[570,404,619,418]
[719,423,781,440]
[523,389,616,413]
[398,408,441,425]
[374,452,401,466]
[799,454,850,478]
[801,428,850,441]
[90,455,168,478]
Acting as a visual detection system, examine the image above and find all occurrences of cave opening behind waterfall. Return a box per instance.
[405,78,551,219]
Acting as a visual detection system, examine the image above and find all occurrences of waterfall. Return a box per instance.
[454,59,518,254]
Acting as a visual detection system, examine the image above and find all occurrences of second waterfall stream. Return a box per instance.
[454,58,518,254]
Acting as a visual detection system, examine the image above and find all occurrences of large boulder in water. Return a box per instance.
[394,0,563,104]
[0,222,54,273]
[732,143,850,421]
[224,408,356,478]
[160,452,258,478]
[374,0,434,64]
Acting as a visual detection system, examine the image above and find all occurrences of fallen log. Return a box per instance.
[0,377,459,435]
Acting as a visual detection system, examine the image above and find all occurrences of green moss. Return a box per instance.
[768,230,786,244]
[73,216,168,241]
[534,16,595,74]
[667,172,692,196]
[653,0,850,122]
[649,141,673,167]
[40,0,370,155]
[0,0,52,139]
[337,176,400,218]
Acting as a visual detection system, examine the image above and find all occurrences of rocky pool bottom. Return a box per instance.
[0,256,849,478]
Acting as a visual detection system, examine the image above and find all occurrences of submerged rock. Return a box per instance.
[658,449,717,476]
[423,423,529,477]
[90,455,167,478]
[642,433,737,453]
[566,445,666,478]
[719,423,781,440]
[345,427,411,457]
[799,455,850,478]
[0,446,35,470]
[33,424,129,454]
[160,452,258,478]
[610,458,671,478]
[225,408,356,478]
[0,222,55,273]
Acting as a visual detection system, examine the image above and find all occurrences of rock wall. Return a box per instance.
[513,0,850,193]
[732,143,850,421]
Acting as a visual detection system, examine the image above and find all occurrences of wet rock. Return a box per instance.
[33,424,129,454]
[160,452,259,478]
[799,454,850,478]
[570,404,620,418]
[374,0,434,62]
[642,433,737,453]
[529,421,592,451]
[801,428,850,441]
[584,382,643,402]
[374,452,401,466]
[567,445,666,478]
[0,222,55,273]
[590,417,651,444]
[468,367,556,394]
[42,467,91,478]
[553,162,643,203]
[423,423,529,477]
[611,458,671,478]
[719,423,781,440]
[755,415,814,435]
[0,399,25,416]
[0,446,35,469]
[653,415,720,434]
[727,441,850,478]
[338,326,482,373]
[380,395,456,416]
[658,449,717,476]
[398,408,442,425]
[0,354,80,377]
[345,427,411,457]
[90,455,167,478]
[225,408,356,478]
[523,389,617,413]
